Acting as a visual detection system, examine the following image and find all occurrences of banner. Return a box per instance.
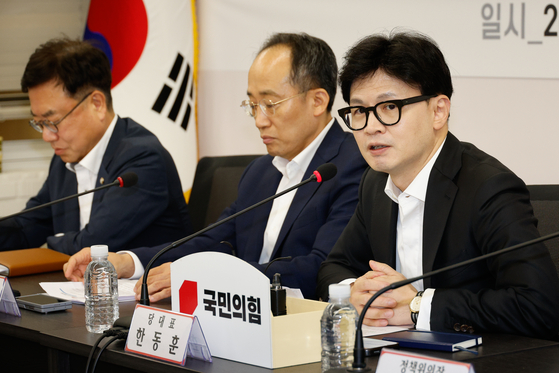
[200,0,559,79]
[84,0,198,191]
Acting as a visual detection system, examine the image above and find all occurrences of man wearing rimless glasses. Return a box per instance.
[317,31,559,339]
[0,38,192,255]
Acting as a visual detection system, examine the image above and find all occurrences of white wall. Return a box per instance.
[196,0,559,184]
[0,0,90,91]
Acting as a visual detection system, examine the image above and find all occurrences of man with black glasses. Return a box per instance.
[64,32,367,301]
[317,31,559,339]
[0,38,192,254]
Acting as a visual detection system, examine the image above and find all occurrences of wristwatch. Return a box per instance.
[409,291,424,325]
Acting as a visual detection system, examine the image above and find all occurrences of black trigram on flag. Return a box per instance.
[152,52,194,131]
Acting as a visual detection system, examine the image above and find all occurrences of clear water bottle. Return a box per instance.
[321,284,357,371]
[85,245,119,333]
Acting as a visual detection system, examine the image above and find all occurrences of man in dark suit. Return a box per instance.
[65,33,367,300]
[317,31,559,339]
[0,38,192,254]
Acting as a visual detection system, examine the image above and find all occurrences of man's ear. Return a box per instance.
[310,88,330,117]
[90,90,108,120]
[432,95,450,130]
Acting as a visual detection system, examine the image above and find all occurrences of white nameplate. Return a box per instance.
[376,348,475,373]
[125,304,212,365]
[0,276,21,317]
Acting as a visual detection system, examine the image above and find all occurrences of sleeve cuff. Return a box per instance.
[339,278,356,285]
[117,250,145,280]
[416,288,435,331]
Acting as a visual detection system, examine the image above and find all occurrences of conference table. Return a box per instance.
[1,271,559,373]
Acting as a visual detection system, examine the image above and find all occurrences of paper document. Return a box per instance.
[285,288,304,299]
[40,279,137,304]
[362,324,409,336]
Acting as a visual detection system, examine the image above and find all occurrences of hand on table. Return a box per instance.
[350,260,417,326]
[63,247,135,281]
[133,262,172,303]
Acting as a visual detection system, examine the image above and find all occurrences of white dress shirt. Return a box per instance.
[383,137,446,330]
[259,119,334,264]
[65,115,117,230]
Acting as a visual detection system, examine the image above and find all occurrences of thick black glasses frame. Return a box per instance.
[338,94,437,130]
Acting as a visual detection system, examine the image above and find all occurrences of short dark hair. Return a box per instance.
[259,33,337,112]
[339,31,453,104]
[21,38,113,110]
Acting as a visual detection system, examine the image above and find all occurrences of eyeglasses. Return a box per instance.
[338,94,437,130]
[240,92,306,118]
[29,91,93,134]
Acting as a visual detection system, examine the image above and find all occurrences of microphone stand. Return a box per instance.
[0,181,121,222]
[349,230,559,371]
[140,173,322,305]
[0,173,137,222]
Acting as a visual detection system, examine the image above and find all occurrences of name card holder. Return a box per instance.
[376,348,475,373]
[0,275,21,316]
[125,304,212,366]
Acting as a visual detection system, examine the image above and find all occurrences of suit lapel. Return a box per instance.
[242,162,282,262]
[60,171,80,231]
[270,122,344,259]
[89,117,125,221]
[96,117,125,188]
[369,175,398,268]
[422,133,462,287]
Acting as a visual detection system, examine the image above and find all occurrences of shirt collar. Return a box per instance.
[385,136,447,203]
[66,115,118,174]
[272,118,334,179]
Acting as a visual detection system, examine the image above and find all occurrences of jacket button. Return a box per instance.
[460,324,469,333]
[453,323,461,332]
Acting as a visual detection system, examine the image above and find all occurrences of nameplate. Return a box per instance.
[0,276,21,317]
[376,348,475,373]
[125,304,212,365]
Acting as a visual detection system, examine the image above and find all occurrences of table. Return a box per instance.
[1,271,559,372]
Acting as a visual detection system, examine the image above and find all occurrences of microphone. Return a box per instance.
[116,172,139,188]
[346,229,559,372]
[0,172,138,223]
[139,163,338,306]
[313,163,337,182]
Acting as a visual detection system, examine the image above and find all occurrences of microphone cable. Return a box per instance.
[85,327,129,373]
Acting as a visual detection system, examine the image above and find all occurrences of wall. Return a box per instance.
[196,0,559,184]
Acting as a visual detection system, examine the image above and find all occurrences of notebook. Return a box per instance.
[382,330,482,352]
[0,248,70,277]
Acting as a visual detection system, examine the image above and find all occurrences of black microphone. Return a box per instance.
[139,163,338,306]
[0,172,138,223]
[345,230,559,372]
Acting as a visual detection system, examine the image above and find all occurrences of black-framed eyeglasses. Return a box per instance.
[29,91,93,134]
[338,94,437,130]
[240,92,306,118]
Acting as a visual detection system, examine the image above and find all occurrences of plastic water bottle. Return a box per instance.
[85,245,119,333]
[321,284,358,371]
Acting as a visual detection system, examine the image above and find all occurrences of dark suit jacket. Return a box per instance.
[317,132,559,339]
[133,121,367,299]
[0,117,192,255]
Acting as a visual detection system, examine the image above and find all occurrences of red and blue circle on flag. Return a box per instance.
[84,0,148,88]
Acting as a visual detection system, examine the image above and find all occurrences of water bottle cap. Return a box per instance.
[91,245,109,257]
[328,283,351,299]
